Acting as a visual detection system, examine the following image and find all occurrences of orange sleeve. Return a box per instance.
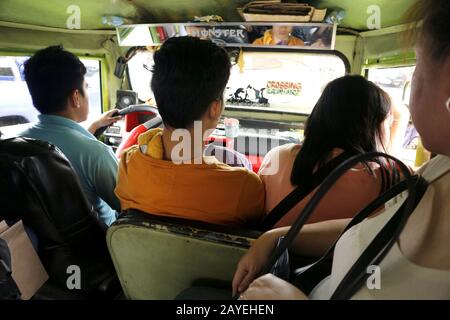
[235,171,266,228]
[290,37,304,46]
[252,37,264,45]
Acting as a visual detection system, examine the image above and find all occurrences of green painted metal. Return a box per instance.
[0,24,124,109]
[0,2,421,301]
[0,0,416,30]
[0,0,419,105]
[364,51,416,68]
[311,0,416,30]
[107,216,257,299]
[0,0,137,30]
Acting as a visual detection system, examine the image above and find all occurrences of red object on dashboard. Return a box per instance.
[115,123,148,158]
[246,154,264,173]
[125,112,155,132]
[205,135,230,147]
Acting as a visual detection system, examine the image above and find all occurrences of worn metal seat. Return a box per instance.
[107,210,261,300]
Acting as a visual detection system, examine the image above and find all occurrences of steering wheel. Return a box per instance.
[105,104,162,158]
[116,104,159,117]
[94,104,160,137]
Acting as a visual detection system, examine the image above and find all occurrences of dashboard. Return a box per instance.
[103,111,304,172]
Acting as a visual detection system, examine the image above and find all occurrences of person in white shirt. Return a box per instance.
[233,0,450,300]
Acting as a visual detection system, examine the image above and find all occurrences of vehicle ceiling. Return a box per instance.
[0,0,416,31]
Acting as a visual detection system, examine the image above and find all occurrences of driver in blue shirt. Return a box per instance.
[20,46,121,226]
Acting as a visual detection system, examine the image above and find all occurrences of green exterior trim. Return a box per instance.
[100,57,110,112]
[363,51,416,68]
[75,55,110,111]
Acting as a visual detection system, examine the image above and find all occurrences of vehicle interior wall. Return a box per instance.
[360,25,416,65]
[334,35,358,73]
[0,23,124,109]
[1,24,413,100]
[0,0,419,110]
[0,1,418,155]
[0,0,416,30]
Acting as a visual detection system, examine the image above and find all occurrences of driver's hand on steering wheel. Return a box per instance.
[88,109,123,135]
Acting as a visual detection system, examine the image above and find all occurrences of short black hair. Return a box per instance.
[24,45,87,114]
[151,36,231,129]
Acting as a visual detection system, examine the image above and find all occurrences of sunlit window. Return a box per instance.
[226,50,346,114]
[368,65,421,168]
[127,49,347,115]
[0,56,102,128]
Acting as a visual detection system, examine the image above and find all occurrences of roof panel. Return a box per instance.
[0,0,416,30]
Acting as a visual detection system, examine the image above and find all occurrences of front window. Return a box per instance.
[127,49,347,115]
[225,50,346,114]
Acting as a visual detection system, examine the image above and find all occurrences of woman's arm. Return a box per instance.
[388,102,410,155]
[232,218,350,296]
[239,274,309,300]
[290,218,351,257]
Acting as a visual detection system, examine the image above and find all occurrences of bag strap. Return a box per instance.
[0,238,21,300]
[292,176,416,289]
[261,151,354,230]
[261,152,416,276]
[330,175,428,299]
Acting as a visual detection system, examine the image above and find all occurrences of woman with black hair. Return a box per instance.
[234,0,450,300]
[259,75,408,227]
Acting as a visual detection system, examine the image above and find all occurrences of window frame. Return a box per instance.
[126,47,350,117]
[0,50,106,113]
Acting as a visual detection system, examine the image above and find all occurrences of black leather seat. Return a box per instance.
[0,137,119,299]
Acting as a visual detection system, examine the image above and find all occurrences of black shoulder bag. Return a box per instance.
[263,152,428,299]
[0,238,21,300]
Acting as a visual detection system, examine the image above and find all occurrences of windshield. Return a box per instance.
[127,49,346,114]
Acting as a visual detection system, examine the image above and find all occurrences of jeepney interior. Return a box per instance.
[0,0,423,299]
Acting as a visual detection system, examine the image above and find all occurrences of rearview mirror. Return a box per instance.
[116,22,336,51]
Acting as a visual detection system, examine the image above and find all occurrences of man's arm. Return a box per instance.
[90,145,121,213]
[389,102,410,155]
[87,109,122,136]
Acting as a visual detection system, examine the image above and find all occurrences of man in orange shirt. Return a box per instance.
[115,36,265,228]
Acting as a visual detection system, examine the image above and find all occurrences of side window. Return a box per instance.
[368,66,427,168]
[0,56,102,130]
[0,66,15,81]
[0,56,37,129]
[82,59,103,121]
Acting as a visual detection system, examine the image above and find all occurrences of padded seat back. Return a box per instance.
[107,210,260,299]
[0,137,116,295]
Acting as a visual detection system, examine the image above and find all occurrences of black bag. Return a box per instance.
[0,137,117,295]
[265,152,428,298]
[0,238,21,300]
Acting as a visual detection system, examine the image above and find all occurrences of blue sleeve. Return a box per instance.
[88,143,121,213]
